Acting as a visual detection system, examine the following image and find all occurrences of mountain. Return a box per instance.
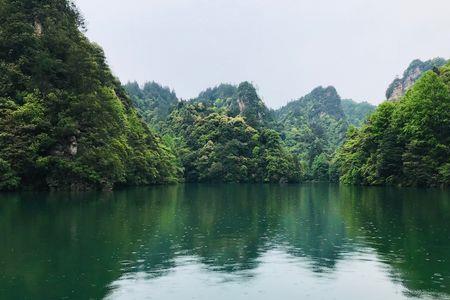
[128,82,376,182]
[335,63,450,187]
[341,99,376,126]
[192,82,274,128]
[166,82,302,183]
[0,0,180,191]
[275,86,349,180]
[195,83,237,107]
[386,58,447,101]
[124,81,178,130]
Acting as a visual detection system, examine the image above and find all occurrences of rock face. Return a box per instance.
[34,18,43,36]
[67,136,78,156]
[386,58,447,101]
[388,81,403,101]
[235,82,272,128]
[191,82,273,128]
[237,98,246,113]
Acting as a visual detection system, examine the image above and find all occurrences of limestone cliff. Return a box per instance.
[386,58,447,101]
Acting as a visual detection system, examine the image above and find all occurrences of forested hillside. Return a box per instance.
[335,63,450,187]
[193,82,275,128]
[128,81,376,183]
[166,82,302,183]
[0,0,180,191]
[2,1,446,190]
[341,99,376,127]
[124,81,178,130]
[275,87,350,180]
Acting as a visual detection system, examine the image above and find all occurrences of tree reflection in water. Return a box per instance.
[0,184,448,299]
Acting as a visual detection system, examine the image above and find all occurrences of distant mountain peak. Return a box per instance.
[124,81,179,129]
[277,85,344,122]
[310,86,339,97]
[192,82,272,128]
[386,57,447,101]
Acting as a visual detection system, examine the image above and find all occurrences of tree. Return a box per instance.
[335,66,450,187]
[0,0,180,190]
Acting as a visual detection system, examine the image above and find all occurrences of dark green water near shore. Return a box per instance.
[0,183,449,299]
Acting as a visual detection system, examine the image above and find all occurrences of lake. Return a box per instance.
[0,183,449,299]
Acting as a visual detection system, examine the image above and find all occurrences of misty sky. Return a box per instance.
[75,0,450,107]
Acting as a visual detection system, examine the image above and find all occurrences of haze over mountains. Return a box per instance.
[125,56,448,184]
[125,80,376,181]
[0,0,448,190]
[75,0,450,107]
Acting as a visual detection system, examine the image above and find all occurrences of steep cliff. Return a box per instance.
[336,62,450,187]
[386,58,447,101]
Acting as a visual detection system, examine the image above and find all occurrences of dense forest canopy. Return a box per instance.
[124,81,178,130]
[341,99,376,127]
[196,83,238,107]
[0,0,180,191]
[190,82,275,128]
[166,82,302,183]
[0,0,447,190]
[275,87,350,180]
[129,81,376,183]
[335,63,450,187]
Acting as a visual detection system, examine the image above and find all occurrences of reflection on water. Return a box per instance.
[0,184,449,299]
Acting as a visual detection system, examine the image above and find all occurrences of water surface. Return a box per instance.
[0,183,449,299]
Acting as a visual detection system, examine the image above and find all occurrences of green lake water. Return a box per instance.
[0,183,449,299]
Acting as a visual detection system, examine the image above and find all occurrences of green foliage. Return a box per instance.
[165,84,302,183]
[6,0,443,189]
[335,66,450,187]
[0,158,19,190]
[196,83,237,108]
[0,0,180,190]
[124,81,178,130]
[124,81,302,183]
[192,82,275,128]
[234,82,274,128]
[276,86,350,180]
[311,153,330,181]
[341,99,376,126]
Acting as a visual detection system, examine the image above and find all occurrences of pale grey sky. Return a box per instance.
[76,0,450,107]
